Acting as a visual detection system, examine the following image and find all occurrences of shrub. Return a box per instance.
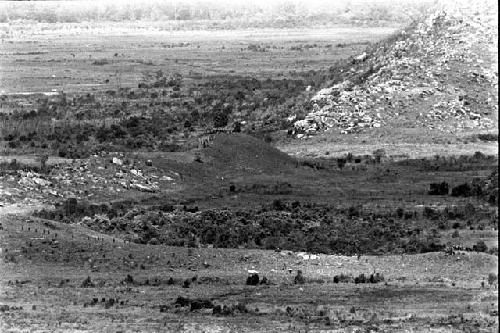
[428,182,449,195]
[372,149,386,163]
[233,121,242,133]
[333,274,352,283]
[477,134,498,142]
[451,183,472,197]
[235,302,248,313]
[123,274,134,284]
[213,112,228,128]
[354,273,367,284]
[423,207,440,220]
[346,152,353,163]
[369,272,384,283]
[271,199,286,211]
[347,205,361,218]
[472,240,488,253]
[190,299,214,311]
[246,274,259,286]
[174,296,191,307]
[337,158,346,170]
[294,270,305,284]
[80,276,94,288]
[488,273,497,285]
[488,247,498,256]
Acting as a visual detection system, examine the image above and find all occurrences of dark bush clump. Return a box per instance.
[123,274,134,284]
[190,299,214,311]
[428,182,449,195]
[488,273,497,286]
[451,183,472,197]
[294,270,305,284]
[246,273,260,286]
[80,276,95,288]
[473,240,488,253]
[333,273,352,283]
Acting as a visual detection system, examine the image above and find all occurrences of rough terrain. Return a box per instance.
[0,0,498,332]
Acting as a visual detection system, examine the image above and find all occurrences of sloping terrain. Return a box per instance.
[0,212,498,332]
[291,0,497,138]
[201,134,297,175]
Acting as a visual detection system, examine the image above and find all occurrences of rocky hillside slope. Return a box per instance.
[292,0,498,138]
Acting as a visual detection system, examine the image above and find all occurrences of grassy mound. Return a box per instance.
[202,133,297,175]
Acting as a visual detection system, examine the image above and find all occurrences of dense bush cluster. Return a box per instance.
[428,182,449,195]
[450,170,498,205]
[1,68,331,157]
[47,200,493,255]
[35,193,498,256]
[398,153,497,172]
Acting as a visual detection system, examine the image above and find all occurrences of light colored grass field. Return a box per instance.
[0,25,398,94]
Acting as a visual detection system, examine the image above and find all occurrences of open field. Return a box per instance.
[0,25,397,94]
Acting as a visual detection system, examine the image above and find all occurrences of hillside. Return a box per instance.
[291,0,498,138]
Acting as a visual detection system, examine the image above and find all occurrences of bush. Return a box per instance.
[451,183,472,197]
[347,205,361,218]
[246,274,259,286]
[372,148,386,163]
[477,134,498,142]
[333,274,352,283]
[473,240,488,253]
[369,272,385,283]
[423,207,440,220]
[123,274,134,284]
[182,279,191,288]
[428,182,449,195]
[190,299,214,311]
[488,273,497,285]
[354,273,366,284]
[271,199,286,211]
[213,112,228,128]
[80,276,95,288]
[294,270,305,284]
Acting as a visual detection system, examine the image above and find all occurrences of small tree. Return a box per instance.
[37,154,48,173]
[488,273,497,286]
[337,158,346,170]
[372,148,387,164]
[294,270,305,284]
[346,152,353,163]
[473,240,488,252]
[213,111,228,128]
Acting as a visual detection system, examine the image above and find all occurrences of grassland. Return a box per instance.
[0,25,395,94]
[0,211,498,332]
